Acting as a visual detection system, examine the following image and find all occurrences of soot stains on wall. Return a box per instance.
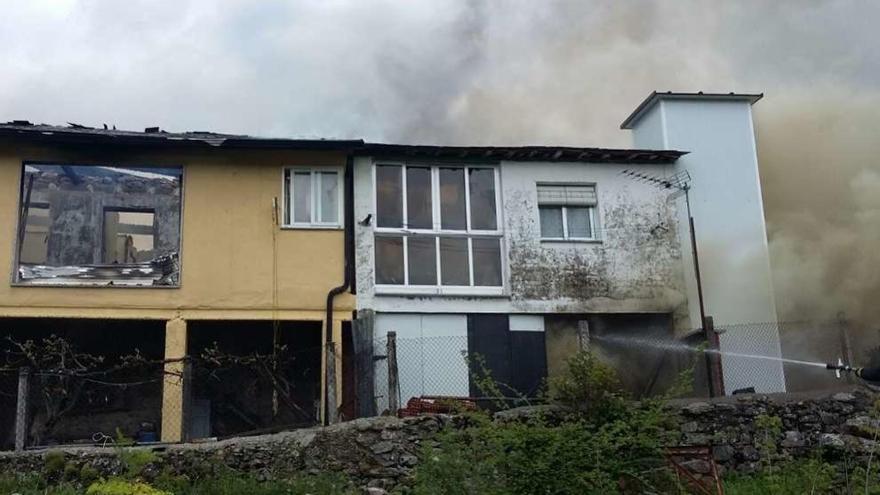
[503,172,689,324]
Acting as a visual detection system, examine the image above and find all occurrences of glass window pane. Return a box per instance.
[439,168,466,230]
[468,168,497,230]
[439,237,469,286]
[293,172,312,223]
[375,236,404,284]
[406,167,432,229]
[319,172,338,223]
[472,238,502,286]
[407,236,437,285]
[376,165,402,228]
[539,206,564,238]
[567,207,592,238]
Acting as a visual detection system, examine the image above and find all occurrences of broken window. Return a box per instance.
[15,163,183,286]
[537,184,598,240]
[284,168,341,227]
[373,163,503,292]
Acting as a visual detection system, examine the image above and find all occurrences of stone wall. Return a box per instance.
[0,415,448,492]
[673,388,879,473]
[2,389,878,492]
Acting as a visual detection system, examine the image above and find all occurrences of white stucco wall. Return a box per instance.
[354,156,689,327]
[630,96,785,393]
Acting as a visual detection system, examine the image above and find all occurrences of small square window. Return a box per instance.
[285,168,342,227]
[537,184,598,241]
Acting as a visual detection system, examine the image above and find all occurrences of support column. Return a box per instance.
[161,317,189,443]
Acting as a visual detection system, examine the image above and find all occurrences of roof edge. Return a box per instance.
[620,91,764,130]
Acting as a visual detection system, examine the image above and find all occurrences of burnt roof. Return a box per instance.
[0,122,364,150]
[359,143,685,164]
[0,121,686,164]
[620,91,764,129]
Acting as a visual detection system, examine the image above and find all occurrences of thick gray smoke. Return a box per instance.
[0,1,877,329]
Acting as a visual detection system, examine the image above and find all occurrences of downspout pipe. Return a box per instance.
[324,152,355,425]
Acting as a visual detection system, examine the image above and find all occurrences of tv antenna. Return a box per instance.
[621,168,721,397]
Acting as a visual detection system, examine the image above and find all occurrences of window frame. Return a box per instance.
[537,182,600,243]
[372,161,505,296]
[282,166,344,229]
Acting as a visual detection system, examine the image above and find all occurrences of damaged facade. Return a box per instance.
[1,91,783,448]
[0,127,358,448]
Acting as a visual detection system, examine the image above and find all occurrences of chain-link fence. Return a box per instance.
[369,318,874,416]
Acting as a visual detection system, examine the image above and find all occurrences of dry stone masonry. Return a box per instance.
[2,389,878,492]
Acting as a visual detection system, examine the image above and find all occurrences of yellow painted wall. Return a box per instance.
[0,143,354,321]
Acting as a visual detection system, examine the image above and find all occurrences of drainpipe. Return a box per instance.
[323,153,354,425]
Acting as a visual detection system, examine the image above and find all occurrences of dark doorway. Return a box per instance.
[187,320,321,438]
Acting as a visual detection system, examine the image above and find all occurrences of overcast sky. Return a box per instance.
[1,1,876,146]
[2,0,878,322]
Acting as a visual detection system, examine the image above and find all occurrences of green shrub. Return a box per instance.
[45,450,68,481]
[63,461,80,481]
[413,350,681,494]
[118,448,160,478]
[87,479,171,495]
[548,349,627,422]
[80,464,102,485]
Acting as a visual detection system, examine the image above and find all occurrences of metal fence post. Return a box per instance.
[386,332,399,414]
[14,366,30,452]
[181,357,193,442]
[704,317,725,397]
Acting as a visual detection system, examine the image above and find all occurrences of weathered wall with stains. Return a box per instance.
[0,143,353,321]
[353,156,689,328]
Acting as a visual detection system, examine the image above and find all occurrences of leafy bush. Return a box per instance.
[413,349,680,494]
[117,448,159,478]
[548,349,626,422]
[86,479,171,495]
[45,450,68,481]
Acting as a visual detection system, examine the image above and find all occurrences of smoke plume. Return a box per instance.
[0,1,877,330]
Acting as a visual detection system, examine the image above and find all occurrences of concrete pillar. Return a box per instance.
[161,317,188,442]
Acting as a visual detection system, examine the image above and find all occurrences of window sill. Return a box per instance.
[375,285,507,297]
[11,281,179,289]
[540,238,602,244]
[281,224,343,231]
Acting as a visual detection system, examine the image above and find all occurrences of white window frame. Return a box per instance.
[283,167,344,229]
[537,183,600,242]
[372,161,505,296]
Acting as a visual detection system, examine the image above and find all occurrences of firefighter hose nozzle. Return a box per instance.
[827,358,857,379]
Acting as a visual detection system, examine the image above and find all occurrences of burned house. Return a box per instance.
[1,91,784,448]
[0,126,359,448]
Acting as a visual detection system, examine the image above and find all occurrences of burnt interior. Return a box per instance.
[15,163,182,286]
